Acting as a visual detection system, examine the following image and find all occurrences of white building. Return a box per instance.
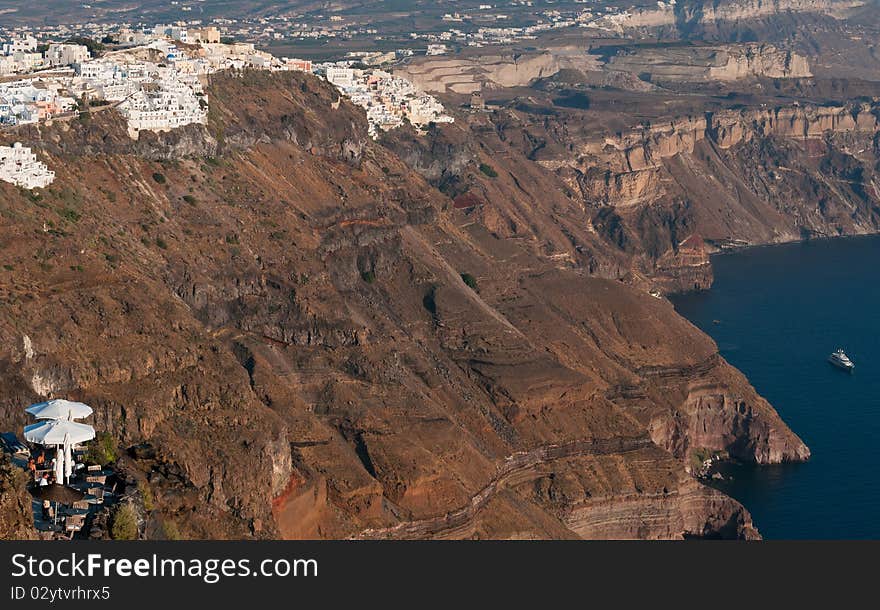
[2,35,38,56]
[0,143,55,189]
[323,63,453,138]
[326,66,357,89]
[46,44,90,67]
[119,77,207,138]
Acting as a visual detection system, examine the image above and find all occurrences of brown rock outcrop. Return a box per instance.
[0,455,35,540]
[605,44,812,82]
[518,101,880,288]
[397,52,562,94]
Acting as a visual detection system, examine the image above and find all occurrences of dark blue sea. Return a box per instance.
[671,235,880,539]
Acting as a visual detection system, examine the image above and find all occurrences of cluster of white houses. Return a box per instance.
[0,80,78,125]
[0,143,54,189]
[0,29,454,186]
[0,36,300,134]
[324,65,453,138]
[121,78,207,139]
[1,35,91,76]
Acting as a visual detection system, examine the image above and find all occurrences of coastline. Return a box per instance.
[706,230,880,258]
[671,233,880,537]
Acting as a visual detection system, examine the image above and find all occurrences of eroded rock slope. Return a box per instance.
[0,70,808,539]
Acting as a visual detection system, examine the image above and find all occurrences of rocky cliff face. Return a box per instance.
[0,455,35,540]
[398,52,562,94]
[510,101,880,291]
[620,0,865,32]
[606,44,811,82]
[0,70,808,540]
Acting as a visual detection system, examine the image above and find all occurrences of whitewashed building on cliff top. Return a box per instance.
[119,77,207,139]
[0,143,55,189]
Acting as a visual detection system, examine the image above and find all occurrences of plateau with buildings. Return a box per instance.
[0,23,456,186]
[324,65,453,138]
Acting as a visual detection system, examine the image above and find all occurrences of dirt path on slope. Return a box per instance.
[353,434,653,540]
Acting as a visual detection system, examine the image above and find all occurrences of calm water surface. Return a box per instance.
[671,235,880,539]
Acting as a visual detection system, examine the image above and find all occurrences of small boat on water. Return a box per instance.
[828,348,855,371]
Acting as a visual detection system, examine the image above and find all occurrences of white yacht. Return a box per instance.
[828,349,855,371]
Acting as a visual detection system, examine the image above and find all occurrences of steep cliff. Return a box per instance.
[606,44,812,82]
[397,52,562,94]
[504,101,880,291]
[618,0,865,33]
[0,70,808,540]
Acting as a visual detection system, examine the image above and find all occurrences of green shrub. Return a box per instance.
[161,520,181,540]
[138,480,154,512]
[690,447,715,474]
[152,172,166,185]
[478,163,498,178]
[85,433,118,466]
[59,208,81,223]
[361,270,376,284]
[155,237,168,249]
[460,273,479,291]
[110,503,138,540]
[182,195,197,205]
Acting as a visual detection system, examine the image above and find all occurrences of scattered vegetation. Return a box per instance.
[152,172,167,185]
[155,237,168,250]
[478,163,498,178]
[58,207,81,223]
[460,273,479,291]
[65,37,105,56]
[85,433,118,466]
[182,194,197,205]
[98,187,117,203]
[110,503,138,540]
[690,447,719,475]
